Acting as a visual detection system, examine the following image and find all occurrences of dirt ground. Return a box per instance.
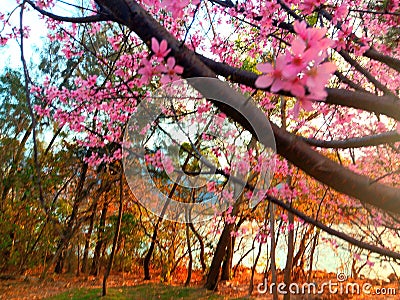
[0,269,398,299]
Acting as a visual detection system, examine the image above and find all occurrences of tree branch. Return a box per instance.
[26,0,112,23]
[303,131,400,149]
[197,54,400,121]
[265,194,400,260]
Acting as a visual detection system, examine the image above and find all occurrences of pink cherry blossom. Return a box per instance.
[292,96,314,118]
[305,61,336,95]
[151,37,170,60]
[255,55,287,92]
[160,0,200,19]
[159,57,184,84]
[138,58,155,86]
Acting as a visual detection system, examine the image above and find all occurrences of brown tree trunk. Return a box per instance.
[54,250,64,274]
[307,230,320,283]
[249,238,263,295]
[283,212,294,300]
[143,163,192,279]
[91,199,109,276]
[189,222,206,273]
[184,223,192,286]
[221,235,234,281]
[269,203,278,300]
[81,201,98,274]
[41,162,88,279]
[204,222,235,290]
[103,175,123,296]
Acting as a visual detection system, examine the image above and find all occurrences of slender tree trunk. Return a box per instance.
[91,199,108,276]
[54,250,64,274]
[283,212,294,300]
[41,162,88,280]
[81,201,97,274]
[184,222,192,286]
[144,136,206,280]
[76,244,80,276]
[249,238,263,295]
[189,222,206,273]
[307,230,320,283]
[205,192,245,290]
[269,203,278,300]
[281,96,294,300]
[103,175,124,296]
[143,221,159,280]
[143,163,191,279]
[292,225,313,281]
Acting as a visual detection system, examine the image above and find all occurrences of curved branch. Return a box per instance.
[337,50,396,97]
[272,124,400,214]
[212,0,400,75]
[265,194,400,260]
[364,48,400,73]
[318,8,400,73]
[26,0,112,23]
[275,2,397,98]
[303,131,400,149]
[197,54,400,121]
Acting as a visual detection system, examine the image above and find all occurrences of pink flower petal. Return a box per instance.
[174,65,184,74]
[257,63,273,73]
[166,56,176,68]
[270,79,285,93]
[160,39,168,53]
[255,75,274,88]
[151,37,159,53]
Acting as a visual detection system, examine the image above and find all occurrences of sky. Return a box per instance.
[1,0,45,71]
[1,0,85,71]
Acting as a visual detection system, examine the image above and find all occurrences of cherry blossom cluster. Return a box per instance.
[137,38,183,86]
[144,149,174,173]
[255,20,336,116]
[142,0,200,19]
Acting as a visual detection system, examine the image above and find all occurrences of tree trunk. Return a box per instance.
[269,203,278,300]
[143,179,181,280]
[189,222,206,273]
[41,162,88,280]
[221,236,234,281]
[91,199,108,276]
[307,229,320,283]
[249,238,263,295]
[81,201,97,274]
[103,175,123,296]
[283,212,294,300]
[205,222,235,290]
[54,250,64,274]
[184,223,192,286]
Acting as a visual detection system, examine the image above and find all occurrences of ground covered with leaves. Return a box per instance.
[0,268,398,299]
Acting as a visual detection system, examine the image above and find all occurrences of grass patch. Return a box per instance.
[47,283,229,299]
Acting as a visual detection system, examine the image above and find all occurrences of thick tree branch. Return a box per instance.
[271,124,400,213]
[364,48,400,73]
[303,131,400,149]
[197,54,400,121]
